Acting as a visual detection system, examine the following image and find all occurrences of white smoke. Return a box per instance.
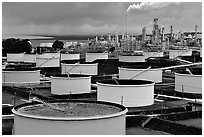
[127,2,179,13]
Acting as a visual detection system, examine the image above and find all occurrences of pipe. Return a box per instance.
[31,97,65,112]
[129,66,151,80]
[186,68,193,75]
[66,62,80,77]
[161,62,202,70]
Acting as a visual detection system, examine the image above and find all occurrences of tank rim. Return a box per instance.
[12,100,128,121]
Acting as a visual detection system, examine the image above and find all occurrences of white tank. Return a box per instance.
[119,55,146,62]
[51,74,91,95]
[7,53,24,62]
[85,53,108,62]
[169,50,193,59]
[61,63,98,75]
[97,79,155,107]
[175,71,202,94]
[24,54,36,63]
[60,54,80,61]
[12,100,128,135]
[119,67,162,83]
[143,52,164,58]
[36,56,60,67]
[2,69,40,85]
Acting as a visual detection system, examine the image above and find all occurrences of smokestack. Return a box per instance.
[95,36,98,43]
[108,32,111,41]
[195,25,198,44]
[125,13,127,41]
[115,31,119,44]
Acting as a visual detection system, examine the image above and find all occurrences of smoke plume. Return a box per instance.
[127,2,179,13]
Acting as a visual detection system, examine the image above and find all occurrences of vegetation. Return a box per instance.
[52,40,64,50]
[2,38,32,56]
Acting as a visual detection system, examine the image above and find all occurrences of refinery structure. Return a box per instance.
[2,2,202,136]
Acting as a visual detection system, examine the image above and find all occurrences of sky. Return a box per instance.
[2,1,202,37]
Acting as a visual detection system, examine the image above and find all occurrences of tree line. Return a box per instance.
[2,38,64,56]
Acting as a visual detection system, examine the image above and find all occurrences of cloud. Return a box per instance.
[2,2,202,36]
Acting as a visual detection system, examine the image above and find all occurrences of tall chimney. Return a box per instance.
[195,25,198,45]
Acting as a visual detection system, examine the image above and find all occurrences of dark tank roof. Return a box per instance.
[51,74,91,78]
[97,79,154,85]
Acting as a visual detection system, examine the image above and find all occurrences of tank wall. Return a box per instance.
[175,73,202,94]
[85,53,108,62]
[37,53,60,58]
[119,56,146,62]
[2,70,40,84]
[61,54,80,61]
[119,68,162,83]
[51,77,91,95]
[36,58,60,67]
[24,54,36,63]
[143,52,163,58]
[169,50,192,59]
[61,64,98,75]
[97,84,154,107]
[14,112,126,135]
[7,53,24,62]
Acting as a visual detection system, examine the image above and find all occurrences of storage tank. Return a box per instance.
[119,64,162,83]
[143,52,163,58]
[7,53,24,62]
[175,70,202,94]
[51,74,91,95]
[61,62,98,75]
[24,54,36,63]
[119,55,146,62]
[12,100,128,135]
[97,79,155,107]
[61,53,80,61]
[2,68,40,85]
[169,50,193,59]
[85,53,108,62]
[36,54,60,67]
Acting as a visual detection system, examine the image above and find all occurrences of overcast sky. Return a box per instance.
[2,2,202,37]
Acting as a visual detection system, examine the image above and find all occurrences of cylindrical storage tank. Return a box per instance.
[24,54,36,63]
[61,54,80,61]
[119,55,146,62]
[119,65,162,83]
[85,53,108,62]
[169,50,192,59]
[7,53,24,62]
[175,71,202,94]
[51,74,91,95]
[12,100,128,135]
[143,52,163,58]
[61,63,98,75]
[36,56,60,67]
[2,68,40,85]
[97,79,155,107]
[43,53,60,58]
